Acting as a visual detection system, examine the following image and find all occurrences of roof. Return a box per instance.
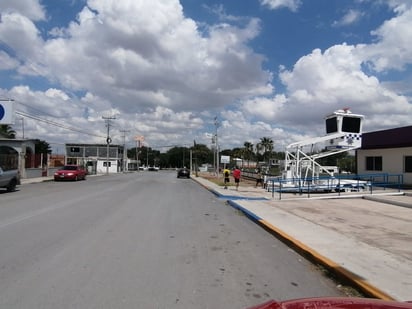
[65,143,122,148]
[362,125,412,149]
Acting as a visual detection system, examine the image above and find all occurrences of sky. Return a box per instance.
[0,0,412,153]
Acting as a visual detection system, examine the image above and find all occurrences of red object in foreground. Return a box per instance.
[247,297,412,309]
[54,165,87,181]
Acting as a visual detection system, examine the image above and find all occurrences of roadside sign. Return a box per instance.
[0,100,14,124]
[221,155,230,164]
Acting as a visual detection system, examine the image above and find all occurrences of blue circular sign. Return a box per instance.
[0,104,5,120]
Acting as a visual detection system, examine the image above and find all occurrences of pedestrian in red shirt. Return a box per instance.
[233,167,241,191]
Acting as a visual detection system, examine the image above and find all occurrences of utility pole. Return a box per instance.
[214,116,220,177]
[120,129,130,173]
[102,116,116,175]
[134,136,144,170]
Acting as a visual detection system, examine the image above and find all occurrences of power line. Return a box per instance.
[16,111,106,139]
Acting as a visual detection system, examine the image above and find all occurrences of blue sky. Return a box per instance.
[0,0,411,152]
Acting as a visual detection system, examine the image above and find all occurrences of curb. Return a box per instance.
[363,195,412,209]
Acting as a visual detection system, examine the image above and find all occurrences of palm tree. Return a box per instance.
[257,137,274,165]
[0,125,16,138]
[243,141,254,168]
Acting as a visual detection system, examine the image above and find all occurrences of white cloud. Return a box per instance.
[0,0,270,117]
[0,0,45,21]
[359,4,412,72]
[0,51,19,70]
[1,0,412,152]
[0,12,44,63]
[259,0,302,12]
[244,42,412,136]
[332,9,364,27]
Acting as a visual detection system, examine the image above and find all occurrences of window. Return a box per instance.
[342,116,361,133]
[366,156,382,171]
[103,162,111,167]
[405,156,412,173]
[326,117,338,134]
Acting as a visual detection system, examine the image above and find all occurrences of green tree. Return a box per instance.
[34,139,51,166]
[164,146,189,168]
[257,137,274,164]
[243,141,254,167]
[191,143,213,166]
[0,125,16,138]
[34,139,52,154]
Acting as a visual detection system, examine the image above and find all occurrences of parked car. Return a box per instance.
[0,166,20,192]
[177,168,190,178]
[54,165,87,181]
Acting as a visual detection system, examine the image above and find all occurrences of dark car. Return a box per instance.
[54,165,87,181]
[177,168,190,178]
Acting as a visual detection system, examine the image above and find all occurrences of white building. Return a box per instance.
[65,143,125,174]
[357,126,412,186]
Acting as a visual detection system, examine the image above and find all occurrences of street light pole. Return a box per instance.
[102,116,116,175]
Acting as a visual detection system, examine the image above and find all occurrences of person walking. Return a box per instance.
[255,168,263,188]
[223,168,230,189]
[233,166,241,191]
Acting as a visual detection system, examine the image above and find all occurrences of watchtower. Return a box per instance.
[325,108,364,149]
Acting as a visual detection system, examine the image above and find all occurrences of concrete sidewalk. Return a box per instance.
[20,176,54,184]
[192,176,412,301]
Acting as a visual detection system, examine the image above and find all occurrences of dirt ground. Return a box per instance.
[198,172,257,187]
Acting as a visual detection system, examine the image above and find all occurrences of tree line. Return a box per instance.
[127,137,285,169]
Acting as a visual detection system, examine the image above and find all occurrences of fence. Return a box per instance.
[244,172,404,200]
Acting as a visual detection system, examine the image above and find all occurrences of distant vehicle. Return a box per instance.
[177,168,190,178]
[148,166,159,171]
[247,297,412,309]
[0,166,20,192]
[54,165,87,181]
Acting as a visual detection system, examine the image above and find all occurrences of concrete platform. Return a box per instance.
[192,176,412,301]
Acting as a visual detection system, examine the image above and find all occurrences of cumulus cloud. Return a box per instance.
[0,0,45,22]
[0,0,277,148]
[0,0,271,117]
[0,0,412,152]
[0,51,19,70]
[0,12,44,62]
[259,0,302,12]
[359,5,412,72]
[241,0,412,143]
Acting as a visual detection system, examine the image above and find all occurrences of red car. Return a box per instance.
[247,297,412,309]
[54,165,87,181]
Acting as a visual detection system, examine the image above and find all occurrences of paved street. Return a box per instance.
[0,171,344,309]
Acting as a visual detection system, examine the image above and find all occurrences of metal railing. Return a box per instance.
[264,173,403,200]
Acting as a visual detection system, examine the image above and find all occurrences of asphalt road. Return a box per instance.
[0,171,344,308]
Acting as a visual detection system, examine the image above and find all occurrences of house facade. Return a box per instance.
[0,138,36,178]
[65,143,125,174]
[356,126,412,185]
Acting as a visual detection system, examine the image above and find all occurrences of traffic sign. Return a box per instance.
[0,100,15,124]
[221,155,230,164]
